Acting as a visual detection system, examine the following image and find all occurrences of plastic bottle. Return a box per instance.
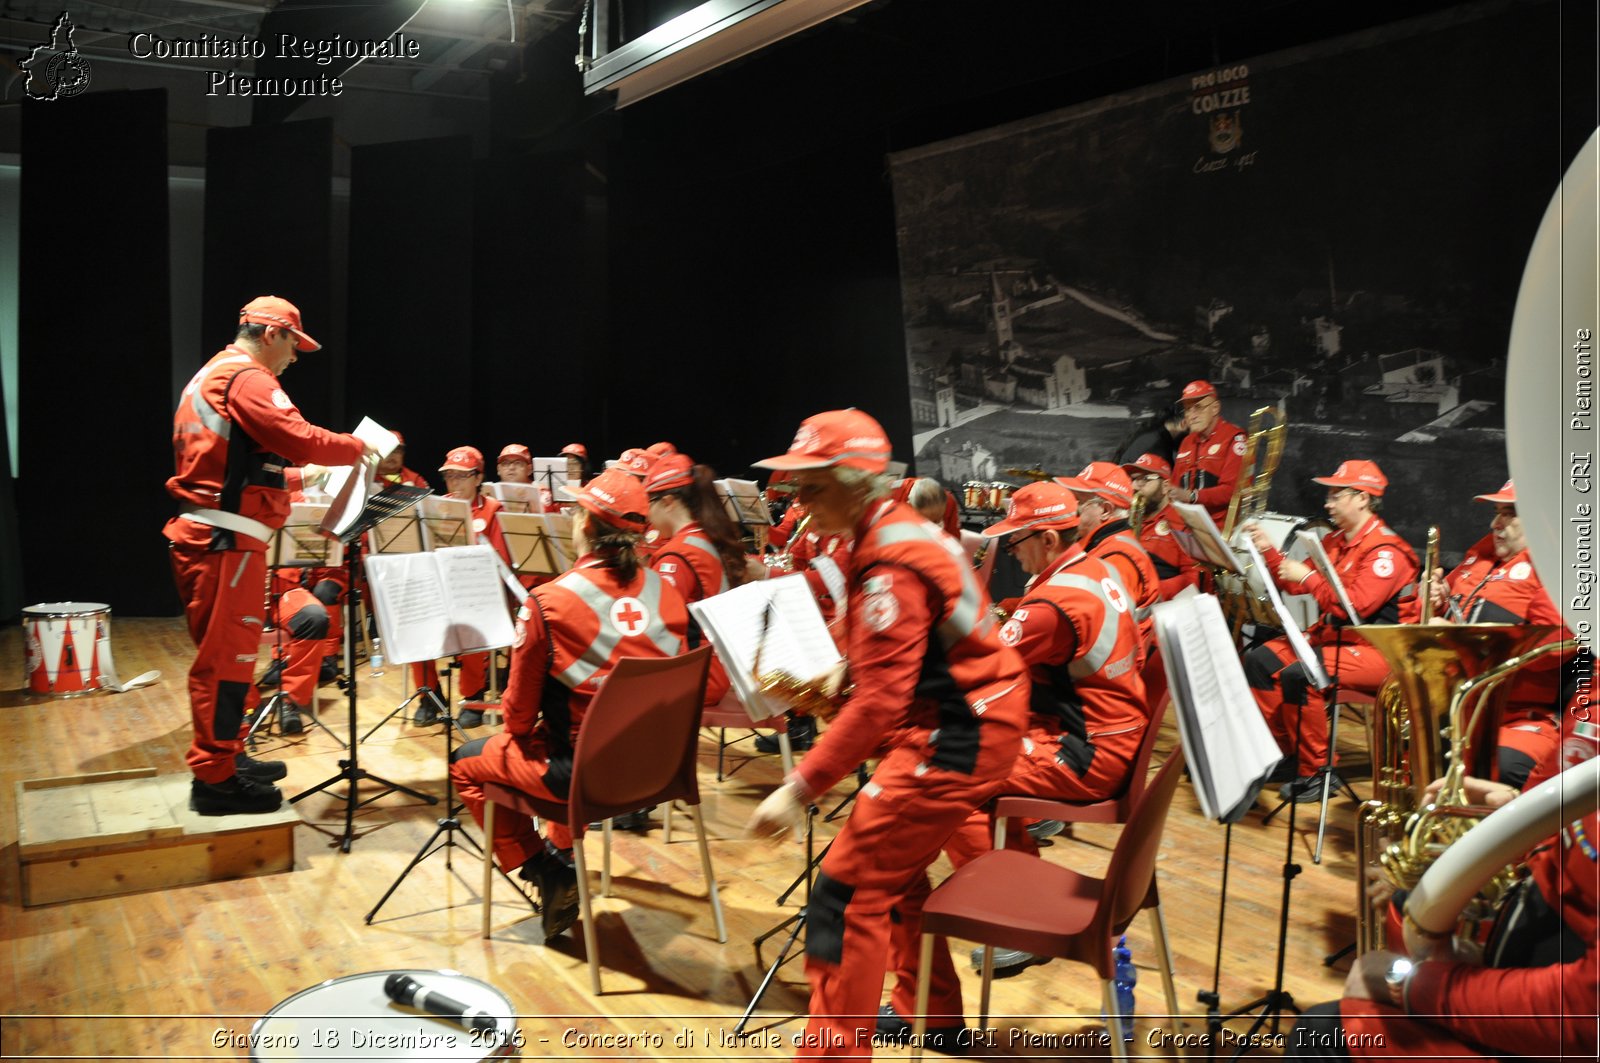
[1113,935,1136,1042]
[369,637,385,677]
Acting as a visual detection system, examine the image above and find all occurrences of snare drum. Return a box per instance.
[21,602,109,696]
[1219,514,1326,629]
[963,481,988,510]
[990,482,1015,511]
[249,969,518,1060]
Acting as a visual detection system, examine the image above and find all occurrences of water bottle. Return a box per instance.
[1112,935,1136,1043]
[369,637,385,677]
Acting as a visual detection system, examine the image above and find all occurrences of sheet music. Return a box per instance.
[364,546,514,664]
[688,576,842,721]
[498,512,572,577]
[490,482,544,514]
[420,495,472,550]
[716,478,771,527]
[1241,538,1331,689]
[1154,594,1284,821]
[1295,530,1362,624]
[435,546,518,653]
[275,503,342,567]
[1169,501,1244,573]
[531,458,569,492]
[370,511,425,554]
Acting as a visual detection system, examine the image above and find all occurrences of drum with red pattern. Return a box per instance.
[22,602,109,696]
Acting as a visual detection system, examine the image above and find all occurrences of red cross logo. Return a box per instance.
[610,597,650,636]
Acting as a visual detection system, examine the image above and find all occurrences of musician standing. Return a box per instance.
[1170,379,1248,522]
[1122,452,1202,599]
[1245,460,1419,801]
[449,467,689,941]
[746,409,1029,1059]
[1429,479,1571,788]
[165,296,370,815]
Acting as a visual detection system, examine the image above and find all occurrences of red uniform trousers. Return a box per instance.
[1245,634,1388,771]
[450,729,573,869]
[801,746,1007,1058]
[170,543,266,783]
[268,585,329,707]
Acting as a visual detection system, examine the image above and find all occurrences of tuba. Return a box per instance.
[1349,623,1559,953]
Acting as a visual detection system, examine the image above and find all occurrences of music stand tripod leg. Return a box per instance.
[736,805,821,1036]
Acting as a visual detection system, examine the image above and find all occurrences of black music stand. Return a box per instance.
[291,484,437,853]
[737,803,822,1036]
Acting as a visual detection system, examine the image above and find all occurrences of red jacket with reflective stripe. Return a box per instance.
[1263,514,1419,634]
[1083,521,1159,655]
[1443,536,1569,714]
[1138,505,1203,599]
[166,346,364,549]
[502,559,688,764]
[1172,417,1247,523]
[795,500,1028,798]
[651,521,736,705]
[1000,546,1146,766]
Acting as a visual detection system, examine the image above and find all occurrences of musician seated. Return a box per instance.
[374,431,429,490]
[1428,479,1571,789]
[1287,692,1597,1060]
[1122,452,1202,600]
[449,467,690,942]
[1244,460,1419,802]
[1055,462,1159,655]
[1170,379,1248,524]
[560,442,590,488]
[256,567,341,735]
[923,482,1147,976]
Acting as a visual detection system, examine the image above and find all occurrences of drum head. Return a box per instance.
[22,601,110,617]
[249,970,516,1060]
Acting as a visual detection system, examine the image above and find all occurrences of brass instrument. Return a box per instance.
[1128,490,1146,536]
[1220,405,1287,541]
[1004,466,1055,483]
[1418,526,1441,624]
[751,601,852,722]
[763,513,812,574]
[1349,623,1559,953]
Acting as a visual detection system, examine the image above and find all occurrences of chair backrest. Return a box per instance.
[1096,745,1186,940]
[1112,698,1171,818]
[565,646,713,832]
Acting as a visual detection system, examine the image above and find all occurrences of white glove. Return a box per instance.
[746,780,805,844]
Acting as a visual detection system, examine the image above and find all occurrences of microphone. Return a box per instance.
[382,973,499,1033]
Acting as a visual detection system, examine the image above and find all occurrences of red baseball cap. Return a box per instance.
[440,446,484,472]
[607,447,656,478]
[240,295,320,352]
[560,442,588,461]
[1180,380,1217,403]
[981,482,1080,538]
[1122,452,1172,481]
[568,467,649,533]
[755,409,892,473]
[1312,459,1388,497]
[391,431,406,447]
[1055,461,1135,509]
[645,453,695,494]
[1474,479,1516,504]
[498,444,532,464]
[646,441,677,458]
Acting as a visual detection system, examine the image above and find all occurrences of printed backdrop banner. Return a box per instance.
[887,0,1579,558]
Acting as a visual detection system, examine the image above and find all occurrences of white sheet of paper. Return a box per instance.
[1242,538,1331,689]
[364,546,515,664]
[490,482,544,514]
[1169,501,1243,573]
[689,576,842,722]
[1296,530,1362,625]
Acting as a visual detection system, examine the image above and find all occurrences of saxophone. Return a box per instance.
[751,601,852,721]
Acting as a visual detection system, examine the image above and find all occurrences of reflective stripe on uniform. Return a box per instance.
[1044,570,1122,677]
[871,520,991,647]
[189,386,231,439]
[683,534,731,594]
[554,568,682,689]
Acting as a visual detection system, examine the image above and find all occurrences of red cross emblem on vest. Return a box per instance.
[610,596,650,636]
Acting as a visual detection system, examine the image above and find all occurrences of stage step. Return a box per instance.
[15,768,299,906]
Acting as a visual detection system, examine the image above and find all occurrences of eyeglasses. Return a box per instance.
[442,470,480,480]
[1005,531,1042,554]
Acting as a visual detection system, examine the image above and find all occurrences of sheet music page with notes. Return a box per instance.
[434,546,516,653]
[1241,538,1331,689]
[364,546,513,664]
[489,482,544,514]
[1169,501,1244,573]
[1154,594,1282,821]
[688,575,842,721]
[1295,530,1362,624]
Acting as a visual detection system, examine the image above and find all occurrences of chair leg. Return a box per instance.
[978,944,995,1028]
[688,802,727,943]
[778,731,794,776]
[572,840,602,995]
[716,726,727,782]
[601,819,613,897]
[1103,979,1128,1062]
[481,800,496,939]
[993,814,1008,849]
[911,932,935,1063]
[1313,702,1341,864]
[663,799,674,846]
[1148,904,1181,1030]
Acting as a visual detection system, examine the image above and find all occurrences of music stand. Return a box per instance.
[291,484,437,853]
[362,500,457,738]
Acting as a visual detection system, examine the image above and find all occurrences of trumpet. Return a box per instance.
[1419,526,1441,624]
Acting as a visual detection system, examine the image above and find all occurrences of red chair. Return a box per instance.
[701,690,794,781]
[478,646,727,994]
[909,748,1187,1061]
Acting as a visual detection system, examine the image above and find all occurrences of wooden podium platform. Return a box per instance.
[16,768,299,906]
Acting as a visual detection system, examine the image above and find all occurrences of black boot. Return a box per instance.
[756,712,815,754]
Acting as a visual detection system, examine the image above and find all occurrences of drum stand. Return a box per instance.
[291,539,436,853]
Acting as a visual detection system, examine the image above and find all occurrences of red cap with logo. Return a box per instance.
[1474,479,1516,504]
[392,431,406,447]
[607,448,656,478]
[440,446,484,472]
[645,453,695,494]
[981,482,1080,538]
[1180,379,1217,403]
[1312,459,1388,497]
[646,441,677,458]
[240,295,320,352]
[754,409,892,473]
[568,467,649,533]
[560,442,588,460]
[1055,461,1135,509]
[498,444,532,464]
[1122,452,1172,481]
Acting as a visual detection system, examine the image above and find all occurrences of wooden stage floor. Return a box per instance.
[1,617,1370,1060]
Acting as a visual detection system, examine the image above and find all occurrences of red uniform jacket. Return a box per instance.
[1262,514,1419,637]
[467,493,512,568]
[1082,520,1159,655]
[165,346,364,550]
[999,546,1147,769]
[1138,505,1203,599]
[795,500,1029,799]
[1172,417,1247,523]
[502,559,688,794]
[651,521,736,705]
[1443,535,1570,716]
